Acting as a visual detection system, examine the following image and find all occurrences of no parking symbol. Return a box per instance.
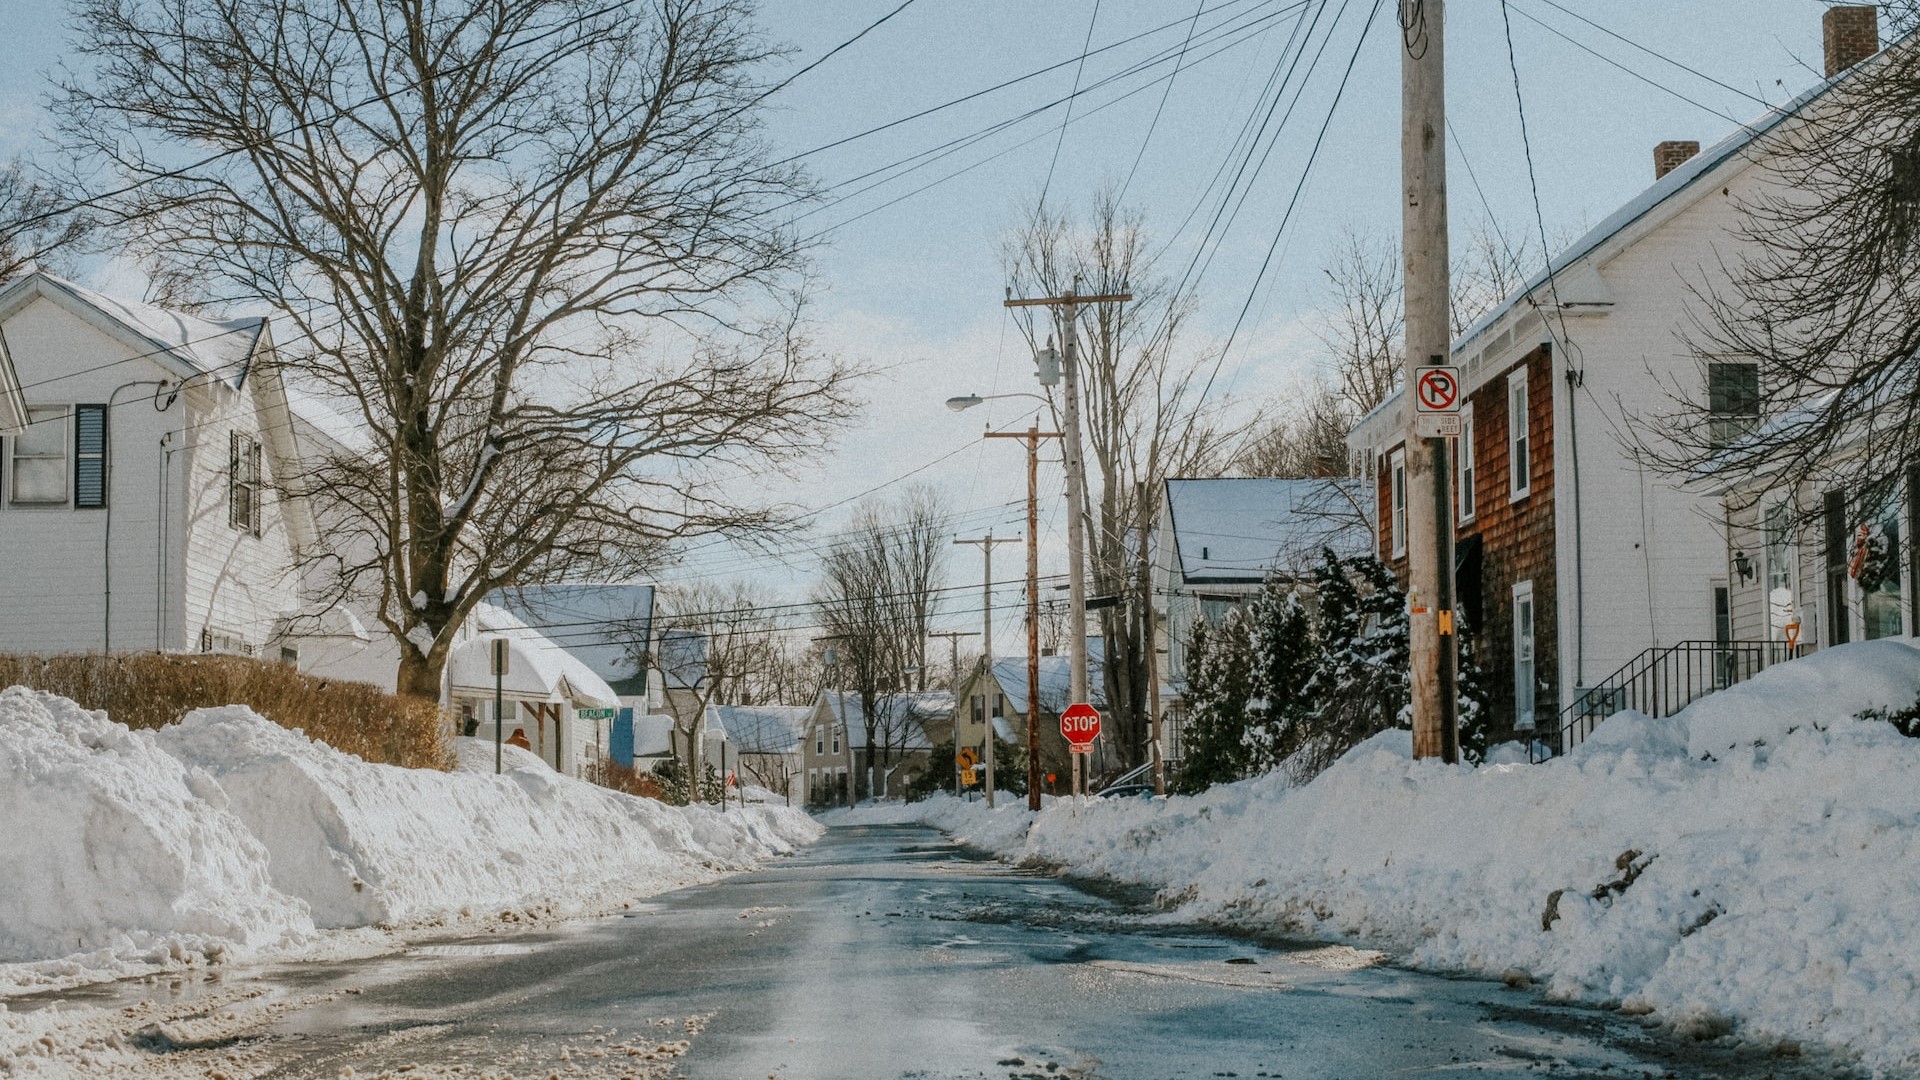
[1414,366,1460,412]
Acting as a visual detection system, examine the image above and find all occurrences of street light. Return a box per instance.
[945,391,1049,412]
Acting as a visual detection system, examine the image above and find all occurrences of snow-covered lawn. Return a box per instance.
[0,687,820,996]
[842,640,1920,1075]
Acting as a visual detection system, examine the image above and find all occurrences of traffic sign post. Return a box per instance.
[1060,703,1101,803]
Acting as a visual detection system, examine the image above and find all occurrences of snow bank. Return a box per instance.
[860,642,1920,1073]
[0,688,820,991]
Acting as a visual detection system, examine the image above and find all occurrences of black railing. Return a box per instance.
[1532,640,1805,761]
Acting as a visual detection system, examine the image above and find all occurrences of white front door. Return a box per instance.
[1513,581,1536,729]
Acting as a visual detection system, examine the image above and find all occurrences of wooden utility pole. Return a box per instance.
[1006,284,1130,801]
[985,424,1062,810]
[954,533,1018,808]
[928,628,979,796]
[1401,0,1460,762]
[1136,481,1166,796]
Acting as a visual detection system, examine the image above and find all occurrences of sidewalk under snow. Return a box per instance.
[844,640,1920,1074]
[0,687,820,994]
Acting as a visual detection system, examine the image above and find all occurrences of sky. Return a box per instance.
[0,0,1858,656]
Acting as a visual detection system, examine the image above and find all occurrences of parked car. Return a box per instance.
[1095,762,1159,799]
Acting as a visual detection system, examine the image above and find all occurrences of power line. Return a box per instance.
[1117,0,1208,206]
[1037,0,1106,215]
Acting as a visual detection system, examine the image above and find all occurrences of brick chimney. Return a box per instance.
[1654,140,1701,180]
[1824,5,1879,78]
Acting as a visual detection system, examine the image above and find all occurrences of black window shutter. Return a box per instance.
[1909,466,1920,634]
[1825,490,1851,646]
[249,438,263,536]
[73,404,107,509]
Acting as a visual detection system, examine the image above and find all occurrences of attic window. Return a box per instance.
[1201,546,1209,560]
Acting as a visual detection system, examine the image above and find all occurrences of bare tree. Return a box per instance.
[1639,41,1920,524]
[655,580,786,800]
[812,487,948,799]
[1317,228,1407,418]
[1005,191,1243,770]
[0,162,85,284]
[57,0,857,699]
[1231,379,1354,479]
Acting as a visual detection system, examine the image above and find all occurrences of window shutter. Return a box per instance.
[73,405,107,509]
[249,438,263,536]
[1825,490,1851,647]
[228,431,242,529]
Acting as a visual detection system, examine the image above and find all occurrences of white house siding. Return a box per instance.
[0,296,184,653]
[1542,179,1754,695]
[176,357,302,659]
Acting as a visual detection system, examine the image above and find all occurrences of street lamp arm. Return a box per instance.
[944,391,1050,412]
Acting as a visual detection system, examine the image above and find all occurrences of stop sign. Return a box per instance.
[1060,702,1101,749]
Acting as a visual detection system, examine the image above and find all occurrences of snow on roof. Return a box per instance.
[284,383,374,455]
[489,584,655,697]
[24,273,265,389]
[655,629,708,690]
[631,713,676,758]
[818,690,947,750]
[0,323,24,435]
[446,601,618,708]
[987,643,1106,714]
[1164,477,1370,583]
[1452,58,1868,357]
[715,704,812,755]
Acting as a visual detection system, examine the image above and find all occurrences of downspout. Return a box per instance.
[1560,345,1585,687]
[102,379,175,652]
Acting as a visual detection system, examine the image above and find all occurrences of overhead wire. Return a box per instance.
[1037,0,1106,215]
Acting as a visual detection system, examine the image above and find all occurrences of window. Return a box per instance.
[1763,497,1798,642]
[1508,369,1531,500]
[815,727,824,755]
[1860,484,1905,641]
[73,405,107,509]
[1456,404,1476,523]
[1707,362,1760,449]
[991,694,1003,718]
[200,626,254,656]
[11,407,68,505]
[1512,581,1536,729]
[832,732,840,754]
[1389,449,1407,557]
[970,694,985,726]
[279,645,300,665]
[229,431,262,535]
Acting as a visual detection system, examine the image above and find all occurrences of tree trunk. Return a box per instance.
[396,646,444,702]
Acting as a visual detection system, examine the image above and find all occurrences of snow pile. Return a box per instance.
[857,642,1920,1072]
[0,688,820,990]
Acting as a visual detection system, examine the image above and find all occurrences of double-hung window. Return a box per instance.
[1707,362,1760,449]
[1508,369,1531,501]
[1389,448,1407,557]
[229,431,263,535]
[11,407,68,505]
[1456,404,1476,523]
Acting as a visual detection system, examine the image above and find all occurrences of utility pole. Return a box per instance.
[985,424,1062,810]
[928,628,980,797]
[1006,283,1129,802]
[954,533,1018,807]
[1401,0,1460,762]
[1136,481,1166,796]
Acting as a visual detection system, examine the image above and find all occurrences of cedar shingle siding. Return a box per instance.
[1376,345,1557,741]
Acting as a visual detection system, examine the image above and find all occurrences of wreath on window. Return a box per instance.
[1851,521,1900,593]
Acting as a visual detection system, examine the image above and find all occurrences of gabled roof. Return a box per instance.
[1163,477,1370,584]
[489,584,655,697]
[817,690,946,751]
[0,271,266,390]
[655,628,708,690]
[1455,45,1885,358]
[446,600,619,708]
[985,642,1106,715]
[715,704,812,755]
[0,324,24,435]
[632,713,676,758]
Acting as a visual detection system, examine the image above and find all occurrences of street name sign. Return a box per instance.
[1060,702,1101,753]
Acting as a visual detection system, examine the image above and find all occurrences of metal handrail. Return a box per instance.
[1531,639,1803,761]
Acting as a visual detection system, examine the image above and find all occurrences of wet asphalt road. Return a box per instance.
[84,823,1852,1079]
